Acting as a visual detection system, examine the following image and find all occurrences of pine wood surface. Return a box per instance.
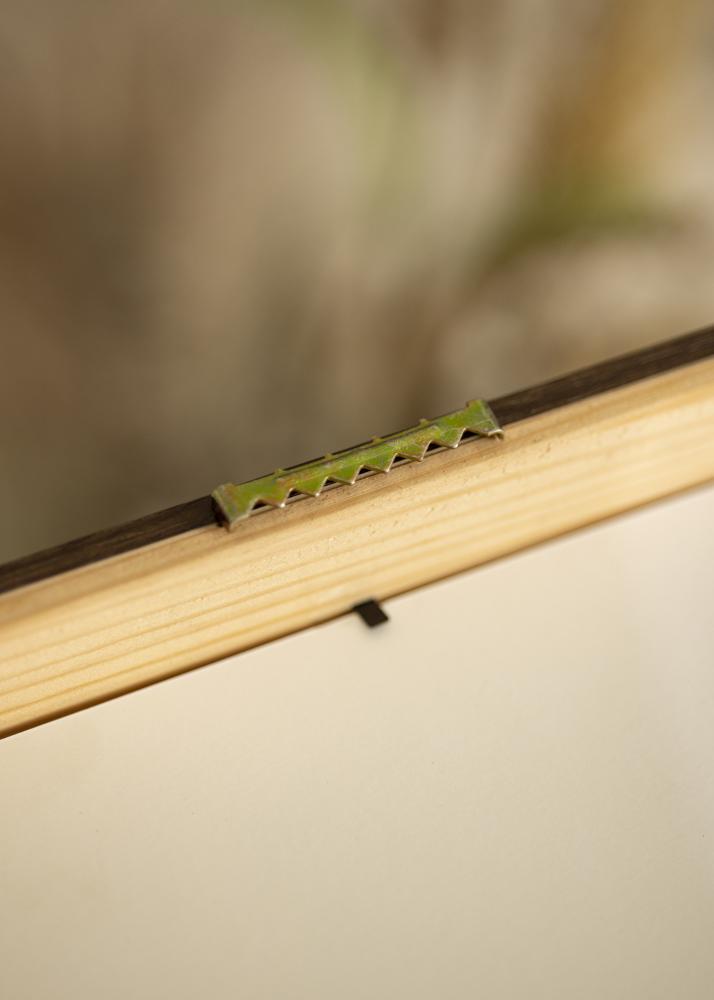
[1,324,712,596]
[1,357,713,737]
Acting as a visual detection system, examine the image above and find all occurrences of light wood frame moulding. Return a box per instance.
[1,326,713,737]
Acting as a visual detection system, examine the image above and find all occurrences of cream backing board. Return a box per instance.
[1,484,714,1000]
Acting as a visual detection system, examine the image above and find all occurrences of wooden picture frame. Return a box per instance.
[1,325,713,738]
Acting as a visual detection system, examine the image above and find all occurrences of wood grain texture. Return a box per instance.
[1,324,713,596]
[1,357,714,737]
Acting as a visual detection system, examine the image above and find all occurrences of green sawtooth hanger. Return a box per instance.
[212,398,502,529]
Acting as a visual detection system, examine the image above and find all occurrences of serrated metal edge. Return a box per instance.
[212,398,502,529]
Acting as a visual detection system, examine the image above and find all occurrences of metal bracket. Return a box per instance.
[212,399,502,529]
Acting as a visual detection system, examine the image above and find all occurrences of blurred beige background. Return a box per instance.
[1,0,714,562]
